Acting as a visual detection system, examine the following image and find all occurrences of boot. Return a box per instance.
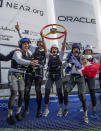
[63,108,68,116]
[22,110,28,118]
[91,111,98,119]
[36,108,42,118]
[63,105,68,116]
[43,104,49,117]
[43,109,49,117]
[16,113,22,121]
[57,104,63,117]
[84,115,89,123]
[57,108,63,117]
[7,116,16,125]
[83,111,89,123]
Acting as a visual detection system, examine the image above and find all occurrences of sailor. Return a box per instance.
[43,30,67,117]
[7,38,36,124]
[82,44,98,118]
[15,23,47,118]
[64,43,88,123]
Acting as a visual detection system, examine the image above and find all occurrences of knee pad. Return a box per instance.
[44,88,50,104]
[19,91,24,100]
[57,88,63,102]
[90,89,95,94]
[79,94,86,102]
[35,87,41,94]
[11,90,17,99]
[8,90,17,109]
[45,88,50,95]
[57,88,62,94]
[36,92,42,101]
[25,89,30,97]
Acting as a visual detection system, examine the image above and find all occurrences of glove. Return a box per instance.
[86,55,93,60]
[66,63,72,68]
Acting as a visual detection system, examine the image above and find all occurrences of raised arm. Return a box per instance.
[61,30,67,51]
[40,32,48,53]
[0,50,15,61]
[0,53,8,61]
[15,22,22,39]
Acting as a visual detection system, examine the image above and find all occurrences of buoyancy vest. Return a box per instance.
[11,50,31,70]
[48,55,62,75]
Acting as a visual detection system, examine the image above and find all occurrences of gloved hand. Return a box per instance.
[85,55,93,60]
[66,63,72,68]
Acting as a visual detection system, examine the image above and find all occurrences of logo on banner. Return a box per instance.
[0,1,44,16]
[58,16,96,24]
[0,0,3,7]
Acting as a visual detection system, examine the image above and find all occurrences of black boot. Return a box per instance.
[22,110,28,118]
[7,116,16,125]
[16,113,22,121]
[36,108,42,118]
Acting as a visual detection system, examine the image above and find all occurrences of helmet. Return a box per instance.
[50,44,59,49]
[72,43,80,50]
[37,38,42,46]
[50,44,59,53]
[83,44,93,54]
[84,44,92,51]
[81,55,88,60]
[19,38,31,48]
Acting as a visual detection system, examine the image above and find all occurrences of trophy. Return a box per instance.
[40,24,67,40]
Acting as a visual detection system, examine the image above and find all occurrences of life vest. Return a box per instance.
[11,50,31,70]
[48,55,62,75]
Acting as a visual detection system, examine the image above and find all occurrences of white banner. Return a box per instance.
[54,0,101,53]
[0,0,49,83]
[0,0,101,84]
[0,0,48,46]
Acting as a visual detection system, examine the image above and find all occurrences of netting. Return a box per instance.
[0,94,101,130]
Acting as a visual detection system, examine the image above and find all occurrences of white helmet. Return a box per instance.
[50,44,59,53]
[50,44,59,49]
[83,44,93,54]
[84,44,92,51]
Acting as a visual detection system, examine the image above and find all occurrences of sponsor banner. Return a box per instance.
[0,0,48,46]
[0,0,48,83]
[53,0,101,53]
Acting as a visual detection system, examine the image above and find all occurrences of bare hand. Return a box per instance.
[15,22,20,31]
[30,59,38,66]
[40,32,43,36]
[79,53,82,57]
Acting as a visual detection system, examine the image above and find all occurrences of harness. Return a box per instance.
[71,74,82,82]
[27,48,46,78]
